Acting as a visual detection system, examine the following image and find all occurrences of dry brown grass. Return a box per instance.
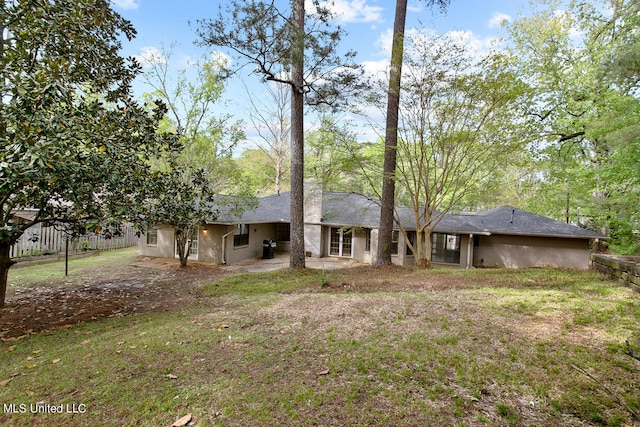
[0,255,639,426]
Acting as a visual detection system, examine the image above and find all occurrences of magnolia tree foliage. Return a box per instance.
[0,0,180,306]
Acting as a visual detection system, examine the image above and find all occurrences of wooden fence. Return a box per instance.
[592,254,640,293]
[9,224,138,259]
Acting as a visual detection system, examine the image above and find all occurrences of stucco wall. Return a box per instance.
[305,224,323,258]
[222,223,281,265]
[473,235,591,269]
[139,223,286,265]
[198,225,223,264]
[391,231,414,267]
[352,228,372,264]
[138,225,175,258]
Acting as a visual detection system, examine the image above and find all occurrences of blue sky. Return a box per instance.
[110,0,535,145]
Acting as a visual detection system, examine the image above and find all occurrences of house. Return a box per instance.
[139,187,607,270]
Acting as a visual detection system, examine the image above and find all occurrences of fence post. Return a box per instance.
[65,235,69,276]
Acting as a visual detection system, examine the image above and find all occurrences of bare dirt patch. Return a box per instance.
[0,257,228,338]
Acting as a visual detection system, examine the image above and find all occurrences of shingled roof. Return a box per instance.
[465,206,607,240]
[211,191,607,240]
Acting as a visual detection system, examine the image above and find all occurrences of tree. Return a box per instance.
[507,0,640,253]
[246,82,291,195]
[0,0,179,306]
[196,0,362,268]
[376,0,450,266]
[236,148,286,196]
[304,113,366,193]
[139,45,249,267]
[394,31,528,268]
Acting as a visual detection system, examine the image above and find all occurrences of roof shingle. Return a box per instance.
[210,191,607,240]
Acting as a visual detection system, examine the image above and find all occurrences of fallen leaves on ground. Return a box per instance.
[0,257,227,339]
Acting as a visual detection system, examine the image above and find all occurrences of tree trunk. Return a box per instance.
[275,158,282,195]
[0,241,16,308]
[376,0,407,267]
[289,0,306,268]
[175,229,190,268]
[423,230,432,269]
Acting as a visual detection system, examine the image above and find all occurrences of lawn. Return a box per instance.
[0,250,639,426]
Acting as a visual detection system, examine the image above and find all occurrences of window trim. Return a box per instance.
[276,223,290,242]
[364,228,371,253]
[405,231,416,256]
[233,224,250,248]
[329,227,353,258]
[146,227,158,246]
[431,232,461,264]
[390,230,399,256]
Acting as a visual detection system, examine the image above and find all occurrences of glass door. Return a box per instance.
[329,227,353,258]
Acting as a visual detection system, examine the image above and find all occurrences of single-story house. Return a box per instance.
[139,186,607,270]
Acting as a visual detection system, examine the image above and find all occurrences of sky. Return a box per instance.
[109,0,537,148]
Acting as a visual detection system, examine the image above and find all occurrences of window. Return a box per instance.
[364,229,371,252]
[234,224,250,247]
[329,227,353,257]
[390,230,399,255]
[276,223,290,241]
[188,228,198,256]
[405,231,415,256]
[146,227,158,246]
[431,233,460,264]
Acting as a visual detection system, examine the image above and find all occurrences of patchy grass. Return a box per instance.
[8,248,139,288]
[204,268,320,298]
[0,260,639,426]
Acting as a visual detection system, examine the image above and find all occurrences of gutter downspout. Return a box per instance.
[221,229,236,264]
[466,234,473,269]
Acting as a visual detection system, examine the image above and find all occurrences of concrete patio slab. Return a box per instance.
[220,252,364,273]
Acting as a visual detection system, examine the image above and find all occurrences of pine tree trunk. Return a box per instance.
[0,241,16,308]
[289,0,306,269]
[376,0,407,267]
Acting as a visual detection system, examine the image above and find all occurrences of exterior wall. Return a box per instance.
[305,224,323,258]
[138,225,175,258]
[389,232,471,268]
[199,225,224,264]
[365,229,378,265]
[139,223,287,265]
[430,234,471,269]
[320,226,376,265]
[473,235,592,269]
[221,223,284,265]
[391,231,415,267]
[352,228,372,264]
[304,180,324,258]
